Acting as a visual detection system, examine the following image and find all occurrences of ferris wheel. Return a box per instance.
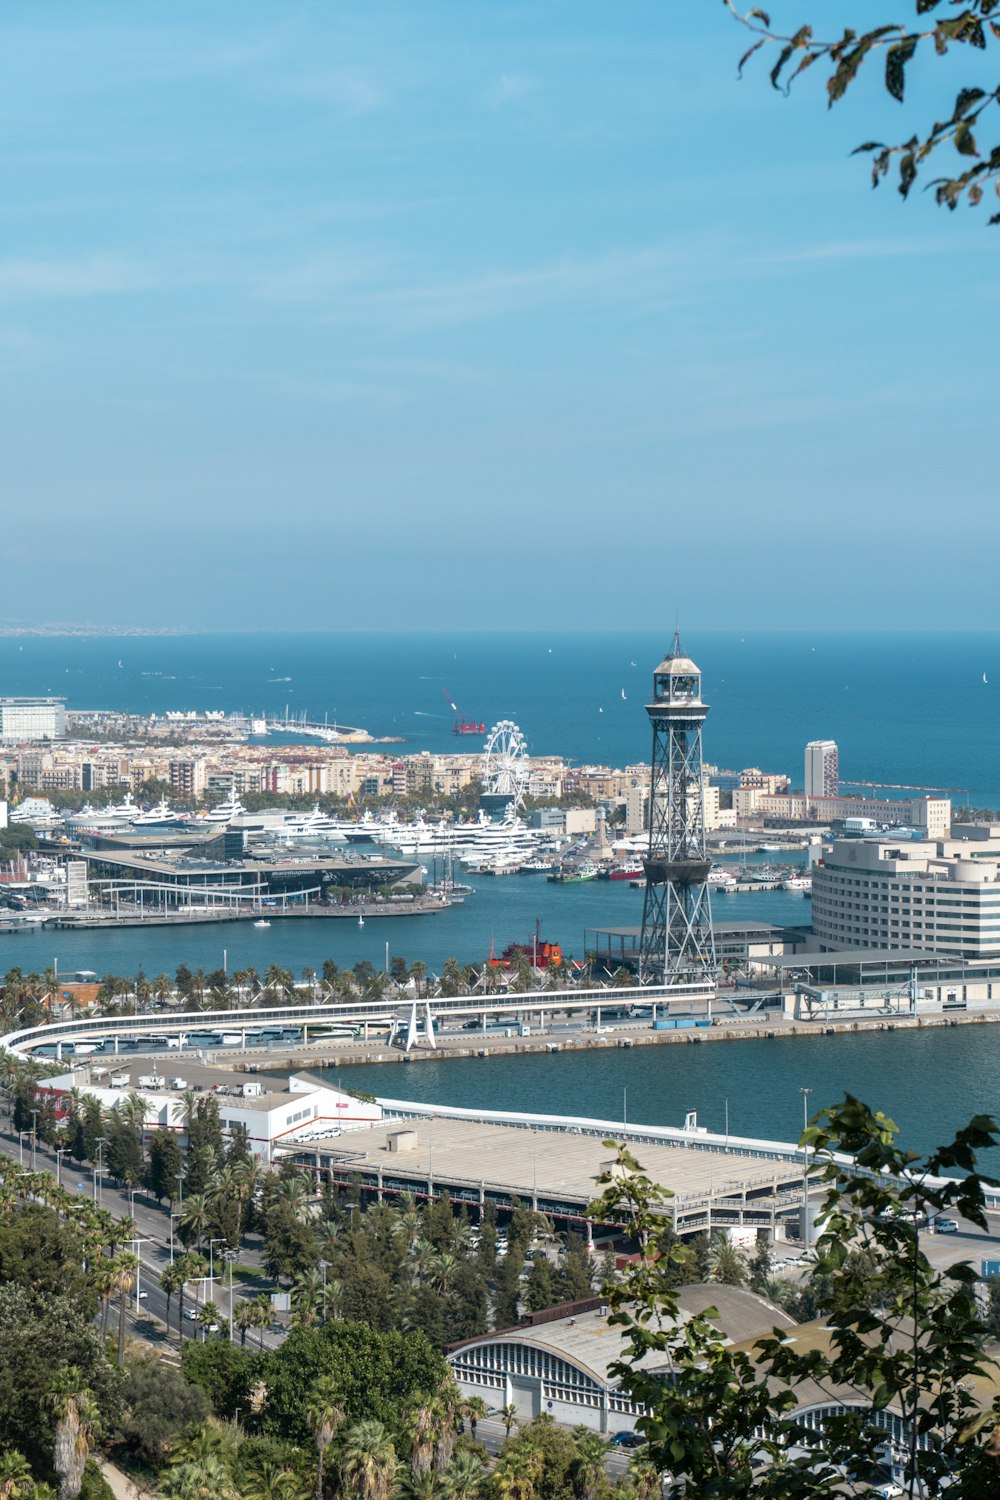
[481,720,530,809]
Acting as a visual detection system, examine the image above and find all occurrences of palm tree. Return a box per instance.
[461,1396,489,1444]
[441,1451,484,1500]
[177,1253,209,1336]
[239,1463,305,1500]
[113,1251,140,1367]
[162,1456,237,1500]
[428,1253,459,1295]
[160,1264,184,1335]
[250,1293,272,1350]
[234,1298,257,1347]
[49,1369,99,1500]
[272,1175,311,1222]
[180,1193,211,1249]
[569,1428,608,1500]
[499,1403,519,1439]
[197,1300,221,1339]
[0,1451,36,1500]
[336,1420,398,1500]
[305,1374,344,1500]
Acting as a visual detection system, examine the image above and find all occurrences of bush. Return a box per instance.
[121,1360,211,1466]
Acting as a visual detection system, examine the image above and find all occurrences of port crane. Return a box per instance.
[442,689,486,736]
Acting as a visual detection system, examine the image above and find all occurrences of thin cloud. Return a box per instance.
[0,256,155,299]
[485,73,540,110]
[255,244,686,331]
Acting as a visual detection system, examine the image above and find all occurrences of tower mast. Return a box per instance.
[638,632,717,991]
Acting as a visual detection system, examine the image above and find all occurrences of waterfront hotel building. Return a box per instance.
[812,834,1000,959]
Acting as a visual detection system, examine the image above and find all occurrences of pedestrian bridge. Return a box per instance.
[0,981,718,1061]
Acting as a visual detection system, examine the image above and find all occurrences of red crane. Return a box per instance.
[441,688,486,736]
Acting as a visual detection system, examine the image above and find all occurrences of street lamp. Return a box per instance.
[224,1250,237,1342]
[175,1171,185,1208]
[18,1131,27,1166]
[132,1235,151,1312]
[55,1147,64,1190]
[799,1087,813,1252]
[169,1212,181,1264]
[95,1137,109,1208]
[209,1237,225,1288]
[30,1109,39,1170]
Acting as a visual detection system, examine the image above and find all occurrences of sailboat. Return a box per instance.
[984,672,989,685]
[358,913,365,928]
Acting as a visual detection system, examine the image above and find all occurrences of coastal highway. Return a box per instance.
[0,1123,284,1350]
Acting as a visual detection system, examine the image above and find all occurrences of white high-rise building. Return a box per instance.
[804,739,838,799]
[0,697,65,742]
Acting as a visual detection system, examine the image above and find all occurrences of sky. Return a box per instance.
[1,1,997,632]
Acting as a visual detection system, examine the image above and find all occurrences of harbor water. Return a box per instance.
[4,627,1000,1152]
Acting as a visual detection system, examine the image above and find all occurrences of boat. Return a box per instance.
[548,862,598,884]
[782,875,813,893]
[203,790,247,824]
[599,861,645,881]
[519,859,559,875]
[487,923,565,970]
[253,919,271,929]
[358,913,365,928]
[130,796,191,828]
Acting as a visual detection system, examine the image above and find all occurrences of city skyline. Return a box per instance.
[1,2,995,631]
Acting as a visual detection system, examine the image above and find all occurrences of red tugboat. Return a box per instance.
[487,920,564,969]
[442,689,486,735]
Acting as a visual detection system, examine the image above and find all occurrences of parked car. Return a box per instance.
[610,1431,645,1449]
[933,1217,958,1234]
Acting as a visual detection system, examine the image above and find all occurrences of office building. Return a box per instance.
[0,697,65,742]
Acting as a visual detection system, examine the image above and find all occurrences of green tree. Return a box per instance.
[120,1359,210,1467]
[591,1098,1000,1497]
[147,1130,184,1205]
[725,0,1000,217]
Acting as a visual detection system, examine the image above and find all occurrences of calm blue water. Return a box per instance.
[3,629,1000,801]
[5,629,999,1147]
[325,1024,1000,1161]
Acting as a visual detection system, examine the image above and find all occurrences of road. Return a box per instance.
[0,1120,285,1349]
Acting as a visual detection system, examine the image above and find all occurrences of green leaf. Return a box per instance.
[885,37,917,102]
[954,121,979,156]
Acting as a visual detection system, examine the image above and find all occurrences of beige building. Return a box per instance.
[758,793,950,838]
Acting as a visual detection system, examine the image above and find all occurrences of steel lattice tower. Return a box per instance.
[638,633,717,990]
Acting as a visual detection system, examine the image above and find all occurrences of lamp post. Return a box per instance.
[132,1235,151,1312]
[799,1087,813,1252]
[18,1131,26,1166]
[95,1137,109,1208]
[175,1170,185,1208]
[55,1147,64,1190]
[30,1108,39,1170]
[169,1212,181,1264]
[224,1250,237,1342]
[209,1237,225,1289]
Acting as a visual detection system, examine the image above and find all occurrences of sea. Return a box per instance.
[5,628,1000,1153]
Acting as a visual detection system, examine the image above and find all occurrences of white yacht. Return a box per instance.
[202,790,247,824]
[277,804,348,842]
[130,797,191,828]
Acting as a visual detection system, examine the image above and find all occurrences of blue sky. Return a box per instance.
[1,2,996,631]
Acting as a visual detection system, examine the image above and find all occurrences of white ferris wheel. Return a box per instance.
[481,720,530,810]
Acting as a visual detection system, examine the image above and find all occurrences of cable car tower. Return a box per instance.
[638,632,717,991]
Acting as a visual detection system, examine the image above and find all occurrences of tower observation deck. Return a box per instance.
[638,633,717,991]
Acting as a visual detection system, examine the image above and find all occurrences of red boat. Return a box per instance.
[487,923,564,969]
[443,688,486,735]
